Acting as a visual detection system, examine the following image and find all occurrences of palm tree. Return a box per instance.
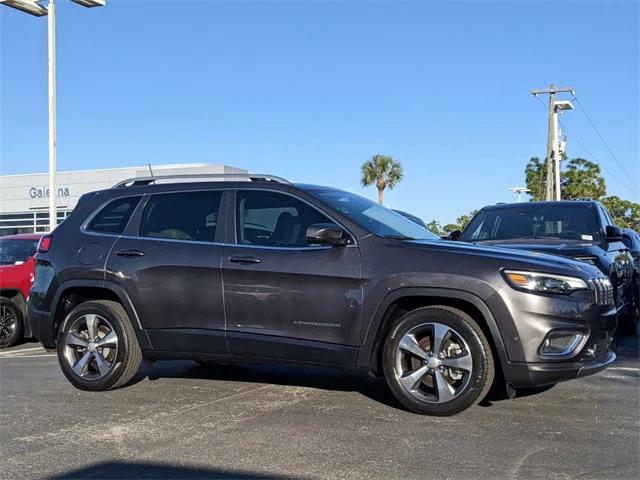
[361,154,403,205]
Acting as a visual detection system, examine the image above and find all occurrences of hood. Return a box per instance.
[473,239,599,258]
[404,239,602,278]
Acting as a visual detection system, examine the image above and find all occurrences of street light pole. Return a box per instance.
[1,0,105,232]
[47,0,57,232]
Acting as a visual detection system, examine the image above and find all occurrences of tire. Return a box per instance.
[618,304,639,336]
[56,300,142,391]
[0,298,23,348]
[382,306,495,416]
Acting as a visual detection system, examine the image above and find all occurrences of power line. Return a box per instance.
[532,94,639,196]
[558,119,639,195]
[572,96,639,190]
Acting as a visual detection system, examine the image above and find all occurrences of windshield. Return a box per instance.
[0,238,39,265]
[312,190,438,240]
[459,204,601,242]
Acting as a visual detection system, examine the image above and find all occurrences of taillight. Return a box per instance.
[37,235,52,253]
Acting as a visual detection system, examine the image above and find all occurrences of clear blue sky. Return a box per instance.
[1,0,638,224]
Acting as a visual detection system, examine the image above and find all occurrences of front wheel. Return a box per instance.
[57,300,142,391]
[382,306,495,416]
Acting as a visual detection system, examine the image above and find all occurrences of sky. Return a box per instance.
[1,0,638,224]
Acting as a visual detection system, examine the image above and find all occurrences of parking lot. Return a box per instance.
[1,336,638,480]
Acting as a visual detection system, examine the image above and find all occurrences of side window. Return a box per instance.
[236,190,335,248]
[86,196,141,235]
[140,191,222,242]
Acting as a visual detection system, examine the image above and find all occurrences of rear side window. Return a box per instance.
[86,197,141,235]
[140,191,222,242]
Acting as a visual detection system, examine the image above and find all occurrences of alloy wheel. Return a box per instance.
[394,322,473,403]
[0,304,17,341]
[63,314,118,380]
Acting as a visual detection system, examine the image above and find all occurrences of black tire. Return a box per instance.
[382,306,495,416]
[56,300,142,391]
[0,298,23,348]
[618,304,639,336]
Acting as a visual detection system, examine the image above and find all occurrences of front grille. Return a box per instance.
[581,337,613,362]
[588,277,614,306]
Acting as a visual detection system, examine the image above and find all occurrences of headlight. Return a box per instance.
[503,270,589,294]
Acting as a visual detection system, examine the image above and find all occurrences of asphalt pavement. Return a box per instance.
[1,336,638,480]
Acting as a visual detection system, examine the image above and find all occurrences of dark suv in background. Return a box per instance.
[452,201,636,334]
[29,175,616,416]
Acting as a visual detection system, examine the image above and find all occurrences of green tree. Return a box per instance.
[443,224,460,234]
[601,196,640,230]
[524,157,547,201]
[456,211,477,230]
[524,157,606,201]
[361,154,403,205]
[426,220,444,236]
[561,158,606,200]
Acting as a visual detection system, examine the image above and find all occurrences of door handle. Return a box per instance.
[116,249,145,258]
[228,255,261,264]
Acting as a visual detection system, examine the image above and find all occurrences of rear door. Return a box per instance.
[222,189,363,365]
[106,189,228,354]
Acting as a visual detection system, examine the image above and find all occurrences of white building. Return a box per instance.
[0,163,247,236]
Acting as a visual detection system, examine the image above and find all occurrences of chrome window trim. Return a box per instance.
[79,186,358,250]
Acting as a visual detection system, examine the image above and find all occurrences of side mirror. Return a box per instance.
[447,230,461,241]
[604,225,623,242]
[306,223,349,247]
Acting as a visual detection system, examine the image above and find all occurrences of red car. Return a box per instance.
[0,233,42,348]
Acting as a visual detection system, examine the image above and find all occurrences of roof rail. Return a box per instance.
[112,173,291,189]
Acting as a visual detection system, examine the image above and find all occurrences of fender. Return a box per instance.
[50,279,153,350]
[357,286,510,372]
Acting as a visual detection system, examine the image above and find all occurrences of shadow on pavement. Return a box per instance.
[48,461,303,479]
[140,360,405,411]
[129,333,640,412]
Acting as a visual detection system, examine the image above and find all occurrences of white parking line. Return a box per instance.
[0,354,57,359]
[0,346,44,357]
[608,367,640,372]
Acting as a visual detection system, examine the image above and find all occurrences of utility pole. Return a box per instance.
[531,84,575,201]
[0,0,106,232]
[48,0,57,233]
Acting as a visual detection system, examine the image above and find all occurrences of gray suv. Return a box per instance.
[29,174,616,416]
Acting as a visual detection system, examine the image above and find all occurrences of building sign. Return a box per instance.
[29,186,70,199]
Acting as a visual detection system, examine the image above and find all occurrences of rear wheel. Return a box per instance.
[382,306,494,416]
[57,300,142,391]
[0,298,23,348]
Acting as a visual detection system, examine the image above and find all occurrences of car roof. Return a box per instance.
[481,200,601,211]
[0,233,43,241]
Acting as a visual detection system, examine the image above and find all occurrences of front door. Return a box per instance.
[222,189,363,365]
[106,189,228,354]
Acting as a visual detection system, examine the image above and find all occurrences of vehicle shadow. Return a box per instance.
[130,332,638,412]
[48,461,305,479]
[138,360,405,411]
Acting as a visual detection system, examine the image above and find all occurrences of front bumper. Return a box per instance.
[503,350,616,388]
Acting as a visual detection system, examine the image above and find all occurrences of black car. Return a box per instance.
[29,174,616,416]
[454,201,637,334]
[622,228,640,331]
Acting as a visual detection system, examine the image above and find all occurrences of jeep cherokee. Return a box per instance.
[28,174,616,416]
